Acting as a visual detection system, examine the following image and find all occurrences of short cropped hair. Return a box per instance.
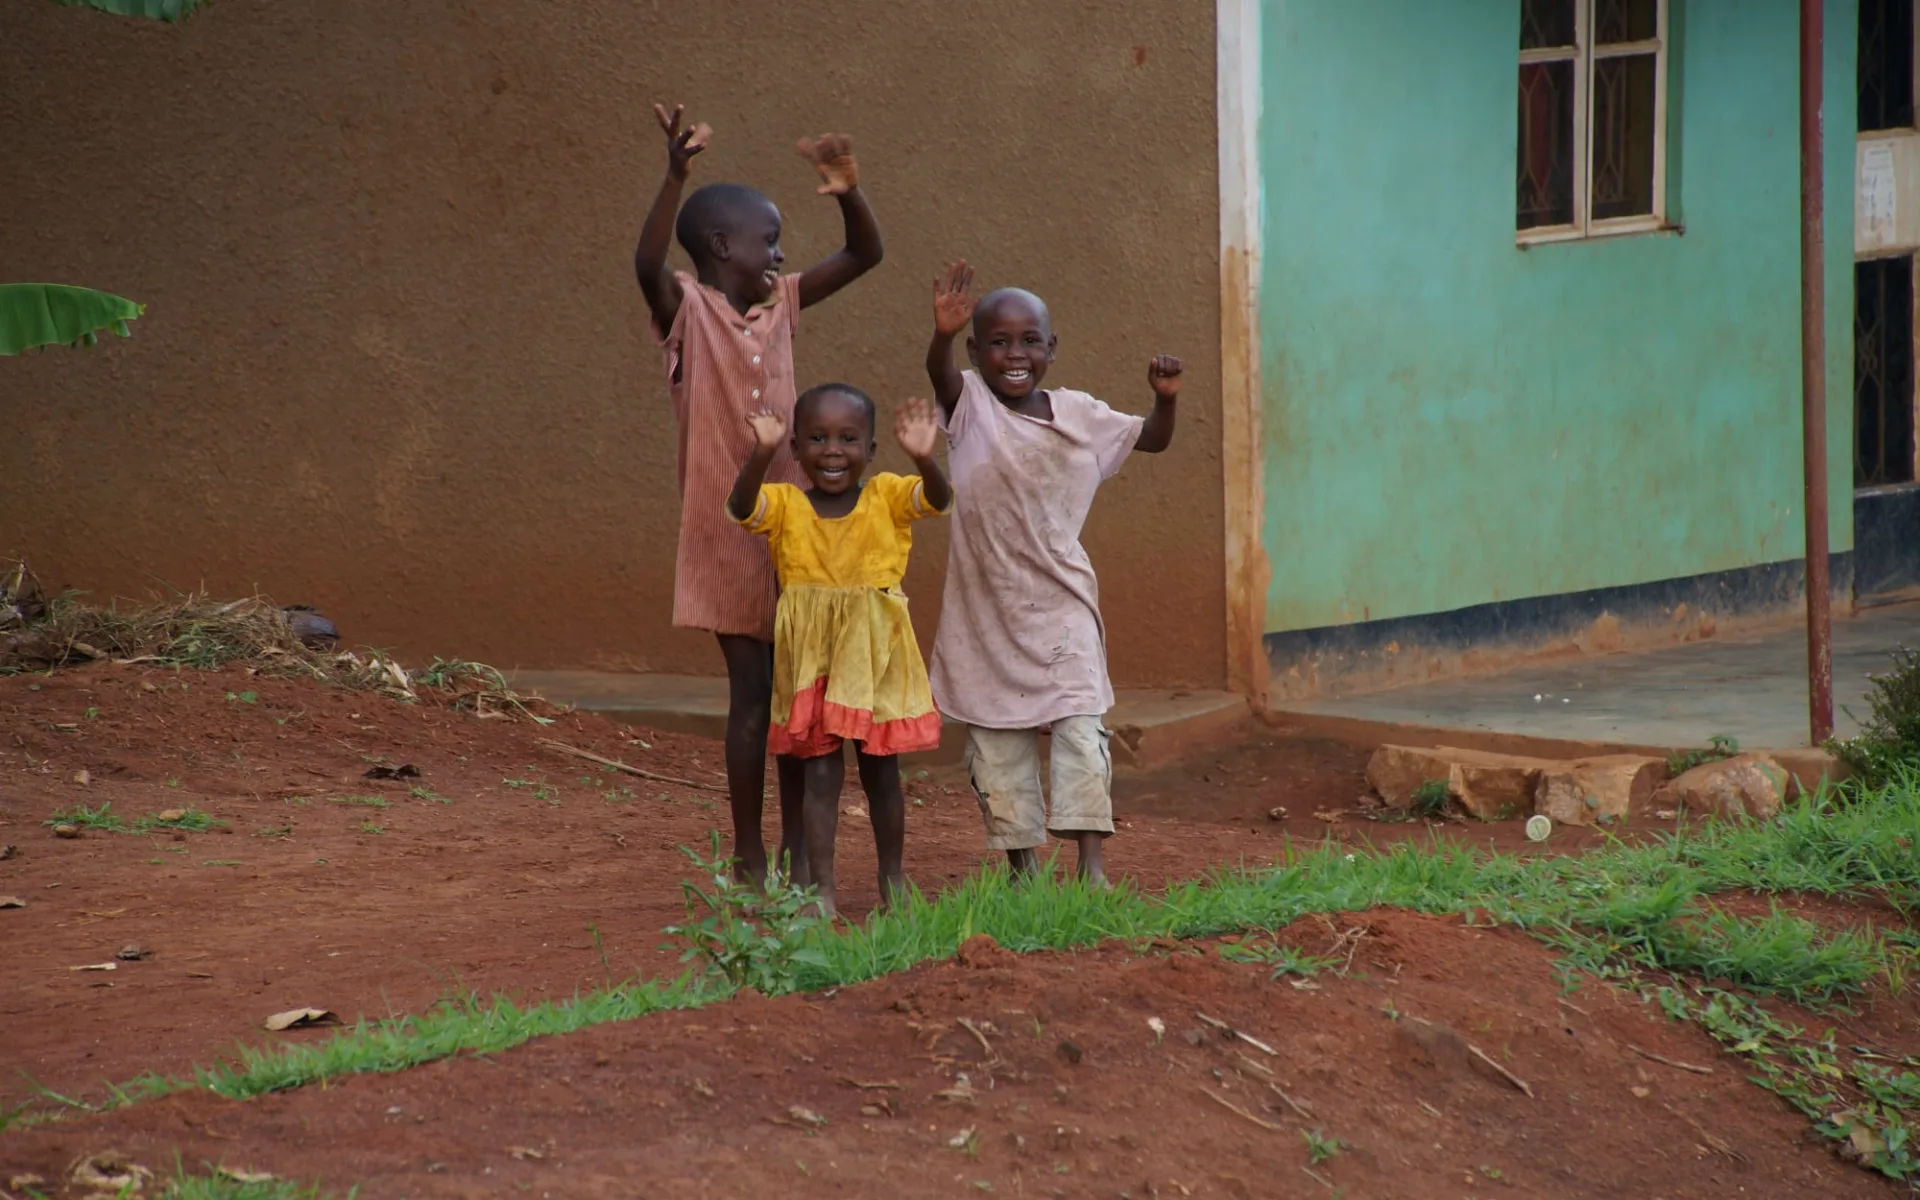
[793,382,876,437]
[675,183,772,262]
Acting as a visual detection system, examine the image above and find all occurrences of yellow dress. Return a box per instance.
[734,472,948,758]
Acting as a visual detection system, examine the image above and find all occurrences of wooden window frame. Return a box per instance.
[1517,0,1671,245]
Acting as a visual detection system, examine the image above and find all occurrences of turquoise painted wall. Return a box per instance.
[1259,0,1857,634]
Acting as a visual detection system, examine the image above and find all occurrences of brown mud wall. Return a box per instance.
[1,1,1224,687]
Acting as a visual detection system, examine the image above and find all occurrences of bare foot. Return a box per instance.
[733,857,768,891]
[1072,831,1108,889]
[814,892,839,921]
[877,873,909,913]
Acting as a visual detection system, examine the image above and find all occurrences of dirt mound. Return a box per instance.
[2,910,1891,1197]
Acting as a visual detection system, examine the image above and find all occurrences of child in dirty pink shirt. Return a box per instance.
[632,103,885,888]
[922,262,1183,886]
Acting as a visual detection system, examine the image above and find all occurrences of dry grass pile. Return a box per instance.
[0,561,557,723]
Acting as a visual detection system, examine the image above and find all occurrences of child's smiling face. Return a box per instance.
[718,198,786,304]
[967,290,1056,401]
[792,388,875,496]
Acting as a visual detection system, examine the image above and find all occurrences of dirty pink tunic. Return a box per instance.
[653,271,807,640]
[931,370,1144,729]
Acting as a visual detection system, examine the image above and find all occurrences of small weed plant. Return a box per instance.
[663,833,826,998]
[1828,645,1920,789]
[1666,734,1739,777]
[1302,1128,1342,1165]
[1408,777,1451,820]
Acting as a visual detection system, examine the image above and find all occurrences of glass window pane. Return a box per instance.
[1591,53,1657,220]
[1594,0,1659,45]
[1521,0,1576,50]
[1517,60,1576,229]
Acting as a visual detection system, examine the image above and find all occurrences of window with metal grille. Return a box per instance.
[1858,0,1915,133]
[1517,0,1669,242]
[1855,255,1918,487]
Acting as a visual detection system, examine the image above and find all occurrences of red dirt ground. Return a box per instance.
[0,665,1909,1196]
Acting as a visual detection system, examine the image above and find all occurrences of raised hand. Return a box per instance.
[654,103,711,180]
[745,408,788,450]
[1147,354,1184,399]
[895,397,942,460]
[796,133,859,196]
[932,260,976,337]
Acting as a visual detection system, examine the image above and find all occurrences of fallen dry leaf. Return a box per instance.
[0,896,24,909]
[52,824,80,839]
[69,1151,152,1192]
[263,1007,338,1032]
[156,808,187,822]
[73,769,90,786]
[506,1145,544,1161]
[788,1105,827,1127]
[215,1166,277,1184]
[841,805,867,819]
[69,961,117,972]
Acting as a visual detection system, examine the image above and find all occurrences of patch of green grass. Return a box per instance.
[225,690,259,705]
[203,860,243,868]
[408,786,451,804]
[1217,937,1339,979]
[328,795,389,809]
[357,822,384,836]
[136,808,224,832]
[154,1163,355,1199]
[48,776,1920,1185]
[44,802,125,831]
[255,824,295,839]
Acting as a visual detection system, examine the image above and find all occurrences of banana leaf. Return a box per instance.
[52,0,205,20]
[0,284,144,356]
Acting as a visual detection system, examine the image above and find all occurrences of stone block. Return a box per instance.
[1364,745,1455,806]
[1533,755,1666,827]
[1653,753,1795,822]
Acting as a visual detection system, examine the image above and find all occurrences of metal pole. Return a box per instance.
[1800,0,1835,745]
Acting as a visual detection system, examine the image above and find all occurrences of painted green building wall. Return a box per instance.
[1258,0,1856,638]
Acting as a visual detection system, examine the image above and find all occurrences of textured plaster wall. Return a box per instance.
[1,0,1224,687]
[1258,0,1856,635]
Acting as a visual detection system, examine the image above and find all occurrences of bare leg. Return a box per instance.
[1006,847,1042,879]
[802,749,846,918]
[1072,831,1108,888]
[856,748,907,911]
[715,634,774,886]
[775,754,808,887]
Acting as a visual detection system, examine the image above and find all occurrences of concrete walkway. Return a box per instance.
[1277,602,1920,751]
[506,670,1252,768]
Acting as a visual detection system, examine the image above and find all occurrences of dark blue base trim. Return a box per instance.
[1264,554,1856,699]
[1856,485,1920,604]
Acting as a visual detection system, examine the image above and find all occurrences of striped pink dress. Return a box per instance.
[653,271,807,640]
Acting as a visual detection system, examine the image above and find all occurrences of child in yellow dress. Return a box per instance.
[726,383,951,917]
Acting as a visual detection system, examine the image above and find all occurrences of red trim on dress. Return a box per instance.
[769,676,944,758]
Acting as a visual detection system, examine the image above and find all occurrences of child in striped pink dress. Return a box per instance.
[633,103,884,887]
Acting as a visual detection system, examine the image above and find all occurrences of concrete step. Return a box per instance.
[508,670,1251,769]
